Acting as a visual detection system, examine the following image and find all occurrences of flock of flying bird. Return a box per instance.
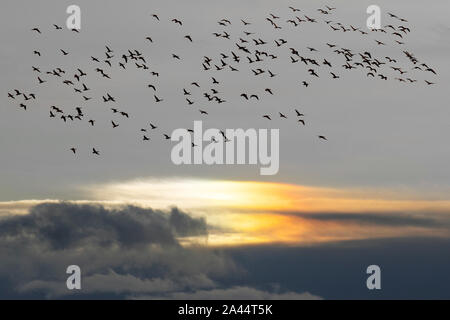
[7,5,438,156]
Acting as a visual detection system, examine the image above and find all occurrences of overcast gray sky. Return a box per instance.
[1,0,449,201]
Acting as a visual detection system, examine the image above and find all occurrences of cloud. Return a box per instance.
[18,270,217,297]
[287,211,450,228]
[0,202,232,298]
[0,202,208,249]
[0,202,317,299]
[133,286,322,300]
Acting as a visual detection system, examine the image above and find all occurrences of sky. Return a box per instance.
[0,0,449,299]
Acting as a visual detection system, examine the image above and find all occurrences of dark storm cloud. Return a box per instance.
[0,202,449,299]
[169,207,208,237]
[0,203,226,298]
[0,202,317,299]
[0,202,207,249]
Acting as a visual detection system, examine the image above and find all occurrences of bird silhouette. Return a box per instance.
[172,19,182,26]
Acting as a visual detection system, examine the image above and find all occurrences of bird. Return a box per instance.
[112,121,119,128]
[263,115,272,120]
[318,135,328,141]
[308,69,319,77]
[92,148,100,155]
[330,72,340,79]
[295,109,304,117]
[172,18,183,25]
[323,59,332,67]
[70,148,76,154]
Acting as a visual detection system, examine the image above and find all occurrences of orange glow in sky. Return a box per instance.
[77,178,450,246]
